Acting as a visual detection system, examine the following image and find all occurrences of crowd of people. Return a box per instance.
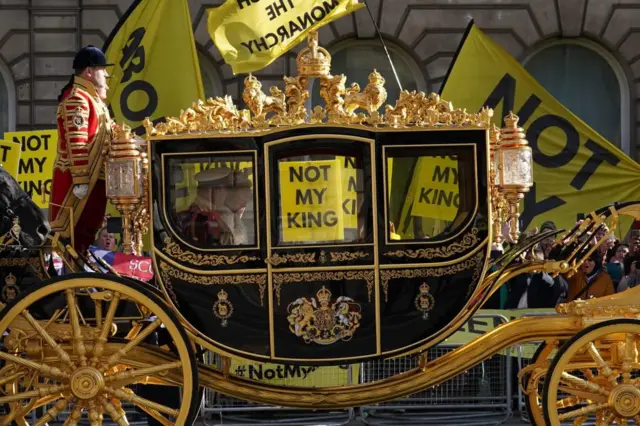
[486,220,640,310]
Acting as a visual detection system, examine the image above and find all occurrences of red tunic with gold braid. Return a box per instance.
[49,76,113,253]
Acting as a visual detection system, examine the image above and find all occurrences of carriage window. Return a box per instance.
[275,153,368,246]
[386,150,473,241]
[166,154,257,248]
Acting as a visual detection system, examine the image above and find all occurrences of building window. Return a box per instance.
[523,40,630,153]
[0,59,15,138]
[198,51,224,99]
[310,40,426,110]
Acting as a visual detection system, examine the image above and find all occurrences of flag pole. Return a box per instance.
[362,0,402,91]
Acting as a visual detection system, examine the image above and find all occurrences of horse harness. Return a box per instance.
[0,187,26,248]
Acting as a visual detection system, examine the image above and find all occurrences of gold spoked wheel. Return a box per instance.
[0,274,199,426]
[522,341,560,426]
[543,319,640,426]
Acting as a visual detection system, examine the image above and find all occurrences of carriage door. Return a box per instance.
[264,134,379,362]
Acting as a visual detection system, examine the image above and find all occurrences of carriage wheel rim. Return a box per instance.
[0,276,197,426]
[543,319,640,426]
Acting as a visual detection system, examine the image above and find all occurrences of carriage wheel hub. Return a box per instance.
[609,385,640,417]
[70,367,104,400]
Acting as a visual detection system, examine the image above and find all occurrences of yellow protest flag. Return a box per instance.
[4,130,57,208]
[208,0,364,74]
[439,22,640,235]
[0,139,21,179]
[103,0,205,131]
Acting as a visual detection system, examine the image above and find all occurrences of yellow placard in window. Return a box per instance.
[336,156,361,230]
[410,156,460,221]
[279,159,344,243]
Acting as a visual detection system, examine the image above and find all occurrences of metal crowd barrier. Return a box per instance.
[360,314,512,426]
[201,352,356,426]
[514,311,557,424]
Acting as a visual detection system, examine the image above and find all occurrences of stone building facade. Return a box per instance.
[0,0,638,159]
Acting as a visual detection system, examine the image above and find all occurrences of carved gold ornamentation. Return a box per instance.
[283,75,309,124]
[384,228,481,260]
[287,286,362,345]
[320,74,349,124]
[273,270,375,305]
[380,251,484,302]
[163,237,259,266]
[329,251,369,262]
[267,252,316,266]
[143,96,251,136]
[414,282,435,320]
[0,257,46,281]
[212,289,234,327]
[310,105,326,124]
[141,32,493,137]
[243,74,286,126]
[385,91,493,128]
[344,70,387,121]
[158,262,266,306]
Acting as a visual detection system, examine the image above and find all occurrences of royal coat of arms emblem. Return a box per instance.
[286,286,362,345]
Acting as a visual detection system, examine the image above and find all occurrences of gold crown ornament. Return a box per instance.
[4,273,16,286]
[316,286,332,305]
[296,30,331,78]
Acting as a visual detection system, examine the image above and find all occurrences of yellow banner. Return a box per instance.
[4,130,57,209]
[0,139,21,178]
[440,23,640,235]
[225,359,359,386]
[104,0,204,132]
[410,156,460,221]
[446,308,554,359]
[279,159,344,242]
[207,0,364,74]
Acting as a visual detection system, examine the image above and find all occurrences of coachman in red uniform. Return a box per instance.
[49,46,114,253]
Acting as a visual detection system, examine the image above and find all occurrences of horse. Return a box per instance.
[0,167,49,248]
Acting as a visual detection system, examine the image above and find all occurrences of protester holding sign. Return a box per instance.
[49,46,114,253]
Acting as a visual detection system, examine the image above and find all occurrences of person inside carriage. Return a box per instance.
[178,167,253,247]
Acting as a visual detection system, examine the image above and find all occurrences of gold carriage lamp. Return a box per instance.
[489,124,506,246]
[495,112,533,243]
[105,123,150,255]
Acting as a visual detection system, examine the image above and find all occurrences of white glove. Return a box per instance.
[73,184,89,199]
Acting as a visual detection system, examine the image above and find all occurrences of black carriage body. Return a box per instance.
[150,126,490,364]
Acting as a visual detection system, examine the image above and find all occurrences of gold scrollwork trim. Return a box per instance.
[384,228,480,260]
[158,262,266,306]
[273,270,375,305]
[329,251,369,262]
[380,251,484,302]
[0,257,46,281]
[268,252,316,266]
[163,237,260,267]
